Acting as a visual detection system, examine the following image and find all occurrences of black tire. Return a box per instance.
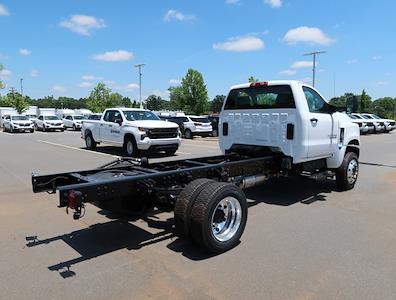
[9,127,13,133]
[336,152,359,191]
[73,124,76,131]
[60,129,64,132]
[184,129,193,139]
[3,126,7,132]
[190,182,248,253]
[123,135,139,157]
[212,129,218,137]
[42,126,46,132]
[174,179,215,238]
[85,132,97,150]
[30,129,34,133]
[165,148,178,156]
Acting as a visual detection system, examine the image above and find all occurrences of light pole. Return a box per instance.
[134,64,146,109]
[20,78,24,96]
[303,51,326,87]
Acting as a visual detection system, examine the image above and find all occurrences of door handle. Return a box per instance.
[100,124,103,126]
[109,125,112,128]
[310,118,318,123]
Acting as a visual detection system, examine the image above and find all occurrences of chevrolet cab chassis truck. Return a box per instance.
[32,81,360,253]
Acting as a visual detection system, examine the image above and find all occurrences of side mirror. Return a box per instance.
[115,118,123,125]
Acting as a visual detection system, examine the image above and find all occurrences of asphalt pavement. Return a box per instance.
[0,129,395,299]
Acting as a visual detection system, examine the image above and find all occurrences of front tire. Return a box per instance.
[123,136,139,157]
[85,133,97,150]
[190,182,248,253]
[184,129,193,139]
[336,152,359,191]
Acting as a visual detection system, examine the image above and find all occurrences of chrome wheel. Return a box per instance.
[126,140,134,156]
[86,135,92,148]
[211,196,242,242]
[347,158,358,184]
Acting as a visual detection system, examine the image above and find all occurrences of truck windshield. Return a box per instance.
[224,85,295,110]
[12,116,28,120]
[73,115,84,120]
[123,111,159,121]
[45,116,59,120]
[362,115,373,119]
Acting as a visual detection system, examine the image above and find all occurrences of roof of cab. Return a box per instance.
[230,80,310,90]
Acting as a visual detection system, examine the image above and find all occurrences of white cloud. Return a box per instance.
[372,55,382,61]
[291,61,314,69]
[0,4,10,16]
[283,26,335,46]
[19,48,31,56]
[92,50,133,62]
[346,58,358,64]
[213,36,264,52]
[125,83,139,91]
[279,69,296,76]
[30,70,39,77]
[103,80,116,85]
[79,82,94,88]
[226,0,240,4]
[164,9,195,22]
[82,74,103,81]
[300,77,312,84]
[169,79,181,85]
[152,90,170,98]
[0,68,11,80]
[59,14,105,36]
[264,0,282,8]
[376,81,388,86]
[51,85,67,93]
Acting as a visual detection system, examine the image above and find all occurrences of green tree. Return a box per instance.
[180,68,209,115]
[248,76,258,84]
[86,83,111,113]
[122,97,132,108]
[108,92,124,107]
[145,95,163,111]
[211,95,226,112]
[0,64,5,90]
[359,90,372,113]
[168,86,185,110]
[372,97,396,119]
[7,91,28,114]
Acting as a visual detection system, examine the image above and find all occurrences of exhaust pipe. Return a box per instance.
[239,175,268,189]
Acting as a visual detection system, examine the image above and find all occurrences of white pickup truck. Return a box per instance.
[220,80,360,190]
[81,108,181,156]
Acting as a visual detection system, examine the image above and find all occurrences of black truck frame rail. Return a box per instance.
[32,153,283,211]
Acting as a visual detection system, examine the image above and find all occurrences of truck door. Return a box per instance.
[303,86,335,158]
[102,110,123,144]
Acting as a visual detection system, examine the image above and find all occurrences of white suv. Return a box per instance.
[353,113,384,133]
[3,115,34,133]
[35,115,65,132]
[184,116,213,139]
[362,113,395,132]
[63,114,84,130]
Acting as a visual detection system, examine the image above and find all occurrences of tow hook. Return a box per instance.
[66,190,85,220]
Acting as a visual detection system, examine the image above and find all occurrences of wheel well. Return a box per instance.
[346,139,360,157]
[124,133,136,145]
[85,129,92,137]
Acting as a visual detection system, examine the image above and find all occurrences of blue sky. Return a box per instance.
[0,0,395,101]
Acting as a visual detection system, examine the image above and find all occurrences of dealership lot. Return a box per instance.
[0,131,395,299]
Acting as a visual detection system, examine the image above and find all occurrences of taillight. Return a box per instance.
[67,190,77,209]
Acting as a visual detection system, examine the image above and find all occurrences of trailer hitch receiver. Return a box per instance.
[66,190,85,220]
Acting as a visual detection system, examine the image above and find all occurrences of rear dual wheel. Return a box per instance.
[175,180,248,253]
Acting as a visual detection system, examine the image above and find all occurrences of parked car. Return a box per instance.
[353,113,384,133]
[347,114,370,134]
[81,108,181,156]
[186,116,212,138]
[87,113,102,120]
[63,114,84,130]
[35,115,65,132]
[208,115,220,137]
[361,113,395,132]
[25,114,38,124]
[3,115,34,133]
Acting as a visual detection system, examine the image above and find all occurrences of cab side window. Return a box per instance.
[303,86,329,113]
[39,116,43,121]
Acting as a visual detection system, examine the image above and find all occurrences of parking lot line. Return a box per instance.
[37,139,120,158]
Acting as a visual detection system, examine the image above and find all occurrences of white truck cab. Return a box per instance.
[219,81,360,189]
[82,108,182,156]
